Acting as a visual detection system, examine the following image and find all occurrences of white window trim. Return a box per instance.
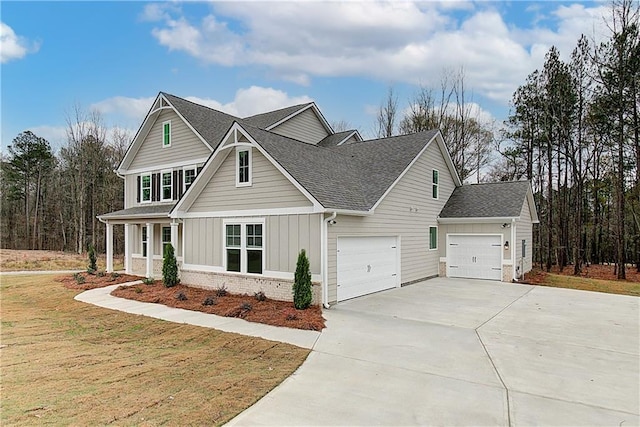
[183,165,197,193]
[141,226,148,257]
[162,226,171,257]
[429,226,438,250]
[235,147,252,187]
[162,120,171,147]
[432,169,439,200]
[140,173,152,203]
[222,218,265,274]
[160,169,173,202]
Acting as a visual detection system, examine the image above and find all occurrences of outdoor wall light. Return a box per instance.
[504,241,509,250]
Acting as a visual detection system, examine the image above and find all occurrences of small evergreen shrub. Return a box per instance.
[134,286,143,294]
[88,245,97,272]
[143,277,154,285]
[202,296,217,306]
[162,243,179,288]
[97,271,105,277]
[293,249,312,309]
[74,273,86,284]
[215,285,228,297]
[175,291,187,301]
[110,272,120,279]
[254,291,266,302]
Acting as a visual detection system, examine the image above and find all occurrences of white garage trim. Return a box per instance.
[446,234,503,281]
[337,236,400,301]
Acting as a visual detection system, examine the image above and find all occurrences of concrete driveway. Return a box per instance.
[228,278,639,426]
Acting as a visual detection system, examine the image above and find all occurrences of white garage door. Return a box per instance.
[337,236,398,301]
[447,235,502,281]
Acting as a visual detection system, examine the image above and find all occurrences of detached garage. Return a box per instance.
[437,181,539,282]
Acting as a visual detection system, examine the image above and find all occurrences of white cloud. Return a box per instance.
[0,22,40,63]
[146,1,610,105]
[26,125,67,149]
[91,96,155,121]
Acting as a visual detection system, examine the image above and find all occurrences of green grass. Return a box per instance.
[0,274,309,426]
[538,273,640,297]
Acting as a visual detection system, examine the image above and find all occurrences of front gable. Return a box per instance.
[267,104,332,144]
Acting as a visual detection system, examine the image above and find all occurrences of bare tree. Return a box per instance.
[375,86,398,138]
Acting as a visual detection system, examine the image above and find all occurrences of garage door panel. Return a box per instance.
[337,236,398,301]
[447,235,502,281]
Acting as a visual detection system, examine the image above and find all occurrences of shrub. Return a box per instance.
[241,302,252,311]
[134,286,143,294]
[215,285,228,297]
[110,272,120,279]
[202,296,217,306]
[143,277,154,285]
[162,243,179,288]
[254,291,266,302]
[74,273,85,284]
[97,271,105,277]
[88,244,97,272]
[293,249,312,309]
[284,308,298,321]
[175,291,187,301]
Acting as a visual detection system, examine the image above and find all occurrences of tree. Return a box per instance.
[87,244,97,272]
[293,249,312,309]
[162,243,179,287]
[375,86,398,138]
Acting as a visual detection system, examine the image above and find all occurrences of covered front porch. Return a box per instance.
[97,205,182,278]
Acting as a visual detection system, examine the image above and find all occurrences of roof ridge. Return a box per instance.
[162,92,241,120]
[243,102,314,119]
[359,129,438,144]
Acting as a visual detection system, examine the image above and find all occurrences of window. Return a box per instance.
[162,226,171,256]
[184,166,197,192]
[161,170,172,201]
[225,222,263,274]
[432,169,439,199]
[141,174,151,202]
[142,226,148,257]
[429,226,438,250]
[236,148,251,186]
[162,120,171,147]
[522,239,526,257]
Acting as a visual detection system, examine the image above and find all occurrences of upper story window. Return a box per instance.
[162,120,171,147]
[432,169,439,199]
[161,170,172,201]
[184,166,197,192]
[141,173,151,203]
[236,147,251,187]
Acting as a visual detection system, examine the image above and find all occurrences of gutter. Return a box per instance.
[321,212,337,309]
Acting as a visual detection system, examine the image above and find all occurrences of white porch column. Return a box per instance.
[124,223,131,274]
[146,223,154,279]
[170,222,179,256]
[106,222,114,273]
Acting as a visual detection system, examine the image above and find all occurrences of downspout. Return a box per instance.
[511,218,517,281]
[321,212,337,309]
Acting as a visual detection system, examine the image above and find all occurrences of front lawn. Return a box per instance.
[0,249,124,271]
[524,265,640,297]
[0,274,309,425]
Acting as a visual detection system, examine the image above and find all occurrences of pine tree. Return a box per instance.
[293,249,312,309]
[162,243,179,288]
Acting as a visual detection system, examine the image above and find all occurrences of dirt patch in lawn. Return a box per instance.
[0,249,124,271]
[523,264,640,296]
[57,271,142,290]
[112,281,326,331]
[1,274,310,426]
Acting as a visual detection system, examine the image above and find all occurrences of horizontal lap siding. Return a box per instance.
[327,142,455,303]
[270,108,329,145]
[129,110,210,170]
[516,199,533,273]
[188,148,312,212]
[267,214,321,274]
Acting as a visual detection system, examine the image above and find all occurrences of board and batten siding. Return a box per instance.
[182,214,321,275]
[326,141,455,304]
[516,198,533,275]
[270,108,329,144]
[187,148,312,212]
[128,109,210,171]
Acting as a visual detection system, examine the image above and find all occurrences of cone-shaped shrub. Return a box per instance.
[162,243,179,288]
[87,244,97,272]
[293,249,312,309]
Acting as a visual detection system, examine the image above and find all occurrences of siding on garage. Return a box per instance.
[182,214,321,275]
[270,108,329,144]
[438,223,511,260]
[128,109,211,171]
[187,148,312,212]
[516,198,533,275]
[326,141,456,304]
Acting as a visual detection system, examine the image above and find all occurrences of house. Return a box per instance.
[99,92,538,307]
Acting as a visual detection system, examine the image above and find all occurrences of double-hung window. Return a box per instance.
[141,226,148,257]
[225,221,263,274]
[162,226,171,257]
[141,173,151,202]
[162,120,171,147]
[432,169,439,199]
[183,166,197,192]
[429,226,438,250]
[161,170,172,201]
[236,148,251,187]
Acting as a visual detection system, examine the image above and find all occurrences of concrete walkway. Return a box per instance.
[74,282,321,349]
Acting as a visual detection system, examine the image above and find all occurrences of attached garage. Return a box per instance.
[336,236,399,301]
[447,234,502,281]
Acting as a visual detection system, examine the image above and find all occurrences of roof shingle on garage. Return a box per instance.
[439,180,531,219]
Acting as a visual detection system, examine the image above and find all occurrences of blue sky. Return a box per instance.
[1,1,610,151]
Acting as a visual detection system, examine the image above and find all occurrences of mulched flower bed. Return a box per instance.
[58,272,143,290]
[111,281,326,331]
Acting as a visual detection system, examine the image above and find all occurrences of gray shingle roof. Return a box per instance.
[243,103,313,129]
[317,131,357,147]
[98,204,174,219]
[439,181,530,218]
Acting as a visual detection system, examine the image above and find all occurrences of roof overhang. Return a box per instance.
[265,102,334,135]
[437,216,518,224]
